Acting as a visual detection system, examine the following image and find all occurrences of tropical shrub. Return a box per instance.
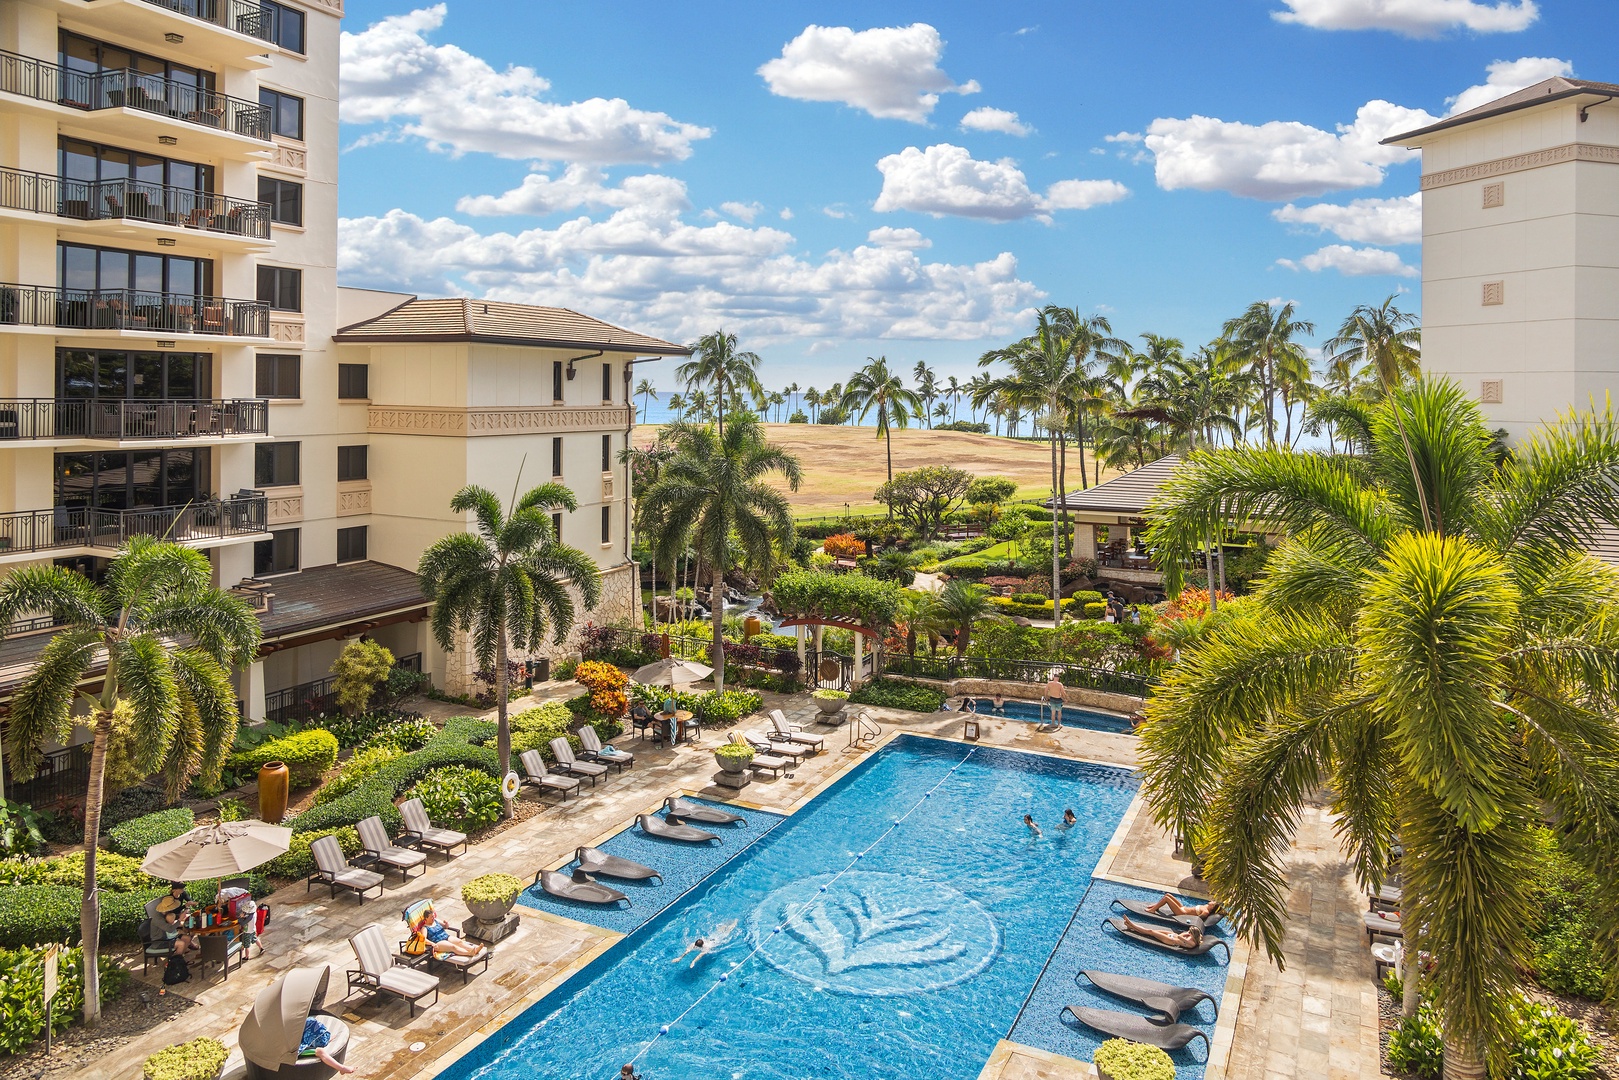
[823,533,864,558]
[363,716,438,753]
[1011,592,1048,606]
[315,709,424,750]
[1526,828,1611,998]
[1387,1002,1444,1080]
[228,729,339,787]
[1091,1038,1175,1080]
[0,946,127,1053]
[386,666,432,703]
[698,689,764,723]
[575,659,631,717]
[314,744,404,805]
[260,826,361,880]
[0,800,47,859]
[407,766,502,830]
[0,850,156,893]
[811,688,849,701]
[106,807,194,859]
[510,701,578,762]
[1160,587,1234,622]
[849,679,946,712]
[142,1037,228,1080]
[771,570,901,630]
[715,742,754,764]
[1506,995,1600,1080]
[216,797,250,822]
[462,873,524,906]
[0,884,163,947]
[964,476,1017,507]
[1083,602,1106,619]
[331,638,395,715]
[937,420,989,434]
[1070,589,1104,609]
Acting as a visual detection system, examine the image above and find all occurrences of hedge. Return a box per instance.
[0,850,157,894]
[228,729,339,787]
[848,679,947,712]
[988,597,1084,620]
[260,826,361,880]
[106,808,195,859]
[142,1037,229,1080]
[0,945,128,1054]
[510,702,577,762]
[0,884,165,947]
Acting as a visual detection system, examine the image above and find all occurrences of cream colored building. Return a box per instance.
[1388,77,1619,442]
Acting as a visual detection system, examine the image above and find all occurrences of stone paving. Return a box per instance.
[57,691,1382,1080]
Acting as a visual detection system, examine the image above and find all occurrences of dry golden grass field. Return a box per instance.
[632,423,1122,517]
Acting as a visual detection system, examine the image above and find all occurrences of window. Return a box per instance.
[552,512,563,540]
[56,448,208,509]
[337,526,367,564]
[337,445,367,482]
[257,266,300,311]
[58,349,211,400]
[260,1,306,52]
[601,434,611,472]
[255,354,299,398]
[59,138,214,198]
[255,441,299,487]
[253,528,299,575]
[59,31,215,95]
[552,360,564,401]
[337,364,369,400]
[601,506,611,545]
[58,242,212,296]
[551,436,563,477]
[257,177,302,226]
[259,88,304,140]
[601,362,613,402]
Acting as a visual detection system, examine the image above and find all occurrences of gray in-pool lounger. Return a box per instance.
[1110,897,1223,929]
[638,813,720,844]
[1077,969,1217,1024]
[535,869,629,907]
[665,796,746,826]
[575,846,661,883]
[1101,917,1231,962]
[1060,1005,1210,1053]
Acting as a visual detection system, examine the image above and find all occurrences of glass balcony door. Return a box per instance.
[55,448,210,512]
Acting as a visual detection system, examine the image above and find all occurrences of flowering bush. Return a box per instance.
[574,659,629,692]
[1163,587,1235,622]
[823,533,865,558]
[590,688,630,718]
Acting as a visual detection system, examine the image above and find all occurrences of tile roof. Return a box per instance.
[1386,78,1619,143]
[333,296,689,355]
[1047,454,1183,515]
[256,561,427,640]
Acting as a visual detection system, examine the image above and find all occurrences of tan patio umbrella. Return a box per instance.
[632,656,713,687]
[140,820,292,881]
[239,966,336,1070]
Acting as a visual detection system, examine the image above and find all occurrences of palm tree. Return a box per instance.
[945,375,962,422]
[768,390,786,422]
[638,417,802,691]
[786,382,800,417]
[0,537,261,1024]
[1327,296,1428,529]
[688,390,710,423]
[418,482,600,818]
[840,357,925,502]
[1222,301,1315,448]
[1140,379,1619,1080]
[932,580,992,656]
[666,392,685,422]
[933,401,951,425]
[635,378,656,425]
[913,361,939,428]
[677,330,765,439]
[804,387,820,423]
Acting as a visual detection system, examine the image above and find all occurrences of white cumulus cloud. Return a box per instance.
[340,5,709,164]
[1278,244,1420,277]
[866,226,932,249]
[1272,0,1538,35]
[1273,193,1422,245]
[720,201,765,223]
[455,166,687,216]
[873,144,1128,222]
[960,107,1033,136]
[758,23,979,122]
[1446,56,1572,115]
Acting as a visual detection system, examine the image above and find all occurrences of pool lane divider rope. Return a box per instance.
[631,745,982,1066]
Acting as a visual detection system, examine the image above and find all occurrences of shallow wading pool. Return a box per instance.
[958,697,1136,734]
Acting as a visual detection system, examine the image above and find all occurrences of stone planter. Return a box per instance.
[465,896,517,923]
[815,696,848,717]
[257,762,289,824]
[714,750,753,774]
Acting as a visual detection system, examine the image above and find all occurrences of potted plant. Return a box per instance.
[1092,1038,1175,1080]
[714,741,755,774]
[461,872,524,923]
[142,1037,229,1080]
[812,688,849,717]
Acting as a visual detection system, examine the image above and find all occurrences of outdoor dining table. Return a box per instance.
[656,709,697,746]
[183,906,241,937]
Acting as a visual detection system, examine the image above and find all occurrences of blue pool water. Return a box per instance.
[442,736,1144,1080]
[961,697,1135,735]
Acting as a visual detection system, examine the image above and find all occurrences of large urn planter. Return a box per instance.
[462,873,523,923]
[812,689,849,719]
[714,743,755,774]
[257,762,289,825]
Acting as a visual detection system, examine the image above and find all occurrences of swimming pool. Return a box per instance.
[961,697,1136,735]
[440,736,1140,1080]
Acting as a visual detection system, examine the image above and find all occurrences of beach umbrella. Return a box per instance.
[141,820,292,880]
[239,966,335,1071]
[632,656,712,687]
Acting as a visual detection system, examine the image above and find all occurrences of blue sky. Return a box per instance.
[335,0,1615,389]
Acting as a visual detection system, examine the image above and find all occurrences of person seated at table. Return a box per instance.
[630,702,653,724]
[418,907,485,959]
[299,1016,355,1075]
[154,898,200,960]
[166,881,193,911]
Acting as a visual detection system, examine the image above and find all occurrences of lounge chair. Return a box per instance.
[535,868,630,907]
[1060,1005,1210,1053]
[1101,917,1231,962]
[1111,897,1223,930]
[400,900,489,983]
[356,816,427,881]
[347,925,439,1016]
[578,726,634,772]
[1370,884,1401,912]
[768,709,825,752]
[309,835,385,902]
[519,749,581,802]
[744,731,809,762]
[1077,970,1217,1024]
[550,737,609,787]
[665,795,745,825]
[638,813,720,844]
[730,733,788,776]
[576,846,661,882]
[398,797,468,858]
[1365,910,1403,942]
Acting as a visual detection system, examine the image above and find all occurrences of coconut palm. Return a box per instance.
[944,375,962,422]
[1222,301,1315,448]
[804,387,820,423]
[635,378,656,424]
[933,580,992,656]
[933,401,951,425]
[913,362,939,428]
[0,537,262,1024]
[1140,379,1619,1079]
[677,330,765,439]
[418,483,600,818]
[840,357,925,499]
[666,392,685,422]
[1327,297,1429,529]
[638,416,802,691]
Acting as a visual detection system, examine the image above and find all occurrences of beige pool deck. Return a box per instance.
[60,693,1381,1080]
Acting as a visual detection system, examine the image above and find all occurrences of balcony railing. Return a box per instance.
[138,0,271,42]
[0,166,271,239]
[0,398,268,441]
[0,283,270,337]
[0,494,268,555]
[0,50,270,141]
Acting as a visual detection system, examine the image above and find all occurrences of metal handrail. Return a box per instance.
[0,494,267,555]
[0,283,270,337]
[0,398,268,441]
[847,709,880,750]
[138,0,271,41]
[0,165,270,239]
[0,49,270,141]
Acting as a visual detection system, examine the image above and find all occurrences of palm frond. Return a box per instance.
[6,628,99,775]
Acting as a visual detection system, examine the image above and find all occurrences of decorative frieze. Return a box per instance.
[268,145,307,175]
[269,318,305,345]
[337,485,371,517]
[266,492,303,524]
[1422,142,1619,190]
[368,406,634,436]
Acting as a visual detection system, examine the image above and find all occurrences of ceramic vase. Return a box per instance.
[258,761,289,824]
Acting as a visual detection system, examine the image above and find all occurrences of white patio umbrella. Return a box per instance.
[141,820,292,881]
[632,656,713,688]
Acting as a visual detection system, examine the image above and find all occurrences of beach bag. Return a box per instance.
[256,905,271,935]
[404,930,429,956]
[162,953,190,984]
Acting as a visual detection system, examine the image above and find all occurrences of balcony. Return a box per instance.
[139,0,271,41]
[0,283,271,340]
[0,398,268,446]
[0,166,271,243]
[0,494,268,557]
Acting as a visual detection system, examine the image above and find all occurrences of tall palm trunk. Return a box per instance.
[1057,432,1071,559]
[1074,413,1090,490]
[1049,428,1062,626]
[1442,1035,1486,1080]
[495,630,514,818]
[711,567,727,692]
[80,706,114,1025]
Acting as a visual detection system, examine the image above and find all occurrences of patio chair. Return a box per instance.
[1365,910,1403,943]
[308,835,385,902]
[1110,897,1224,930]
[745,730,808,763]
[578,725,634,771]
[347,925,439,1016]
[399,900,488,984]
[1077,970,1217,1024]
[1101,917,1231,962]
[1060,1005,1210,1053]
[1370,884,1401,912]
[731,733,788,776]
[136,918,172,972]
[398,797,468,858]
[549,737,609,787]
[198,929,245,981]
[519,749,581,802]
[356,816,427,881]
[769,709,825,752]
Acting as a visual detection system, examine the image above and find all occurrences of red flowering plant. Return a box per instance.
[822,533,865,558]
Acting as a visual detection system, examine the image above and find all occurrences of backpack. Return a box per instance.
[163,953,191,985]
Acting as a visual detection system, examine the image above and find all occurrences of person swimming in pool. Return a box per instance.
[1060,808,1077,829]
[991,693,1005,715]
[674,919,738,967]
[1023,814,1042,838]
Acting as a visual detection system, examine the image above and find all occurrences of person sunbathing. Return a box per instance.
[419,909,485,958]
[1121,915,1203,950]
[299,1016,355,1075]
[1146,893,1223,919]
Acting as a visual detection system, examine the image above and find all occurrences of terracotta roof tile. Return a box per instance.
[334,297,689,355]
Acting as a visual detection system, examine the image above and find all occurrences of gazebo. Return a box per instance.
[1047,455,1185,587]
[768,570,901,689]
